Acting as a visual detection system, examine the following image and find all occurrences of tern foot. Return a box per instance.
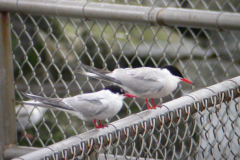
[153,105,161,108]
[95,125,108,129]
[147,106,158,110]
[151,99,161,109]
[147,105,161,110]
[94,120,108,129]
[146,104,155,110]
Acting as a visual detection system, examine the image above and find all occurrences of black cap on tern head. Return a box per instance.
[104,85,125,95]
[161,65,183,78]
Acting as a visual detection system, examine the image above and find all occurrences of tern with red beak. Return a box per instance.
[77,64,193,109]
[21,86,132,129]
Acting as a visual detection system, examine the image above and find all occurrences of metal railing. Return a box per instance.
[0,0,240,30]
[0,0,240,159]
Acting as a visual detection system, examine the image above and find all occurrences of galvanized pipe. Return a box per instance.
[98,154,159,160]
[0,12,17,159]
[10,76,240,160]
[0,0,240,30]
[4,146,39,160]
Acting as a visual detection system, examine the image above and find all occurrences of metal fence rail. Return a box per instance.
[0,0,240,159]
[0,0,240,30]
[10,76,240,159]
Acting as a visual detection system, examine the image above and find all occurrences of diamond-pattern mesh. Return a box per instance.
[10,0,240,159]
[90,94,240,160]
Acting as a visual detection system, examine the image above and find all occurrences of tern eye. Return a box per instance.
[120,89,125,94]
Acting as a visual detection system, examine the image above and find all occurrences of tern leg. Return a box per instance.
[94,119,98,128]
[151,99,161,108]
[93,119,107,129]
[145,99,152,110]
[98,120,107,128]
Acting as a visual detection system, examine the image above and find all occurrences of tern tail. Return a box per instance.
[76,63,122,85]
[21,93,75,111]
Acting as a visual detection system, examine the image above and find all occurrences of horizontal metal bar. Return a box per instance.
[6,148,159,160]
[98,154,161,160]
[4,145,39,160]
[0,0,240,30]
[10,76,240,160]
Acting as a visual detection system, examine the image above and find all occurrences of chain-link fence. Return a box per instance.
[0,0,240,159]
[12,77,240,160]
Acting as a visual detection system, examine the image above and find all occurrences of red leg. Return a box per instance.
[151,99,161,108]
[98,120,107,128]
[151,99,156,108]
[145,99,152,110]
[93,120,108,129]
[94,119,98,128]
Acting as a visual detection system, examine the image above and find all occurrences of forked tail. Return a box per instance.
[76,63,122,85]
[21,93,75,111]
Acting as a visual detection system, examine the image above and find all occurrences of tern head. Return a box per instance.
[105,85,125,95]
[161,65,193,85]
[104,85,137,98]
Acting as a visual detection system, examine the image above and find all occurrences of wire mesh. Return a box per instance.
[14,77,240,160]
[10,0,240,159]
[85,90,240,160]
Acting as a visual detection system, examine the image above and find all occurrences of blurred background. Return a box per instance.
[12,0,240,158]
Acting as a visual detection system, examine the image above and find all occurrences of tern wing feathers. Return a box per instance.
[63,96,109,118]
[111,67,164,95]
[62,92,112,119]
[77,64,165,96]
[22,92,109,119]
[78,63,122,85]
[126,67,161,81]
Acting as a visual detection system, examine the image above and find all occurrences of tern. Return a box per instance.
[21,86,131,129]
[77,63,193,109]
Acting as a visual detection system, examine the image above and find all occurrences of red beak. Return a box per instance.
[181,78,193,85]
[124,93,137,98]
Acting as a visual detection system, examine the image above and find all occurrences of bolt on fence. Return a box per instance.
[0,0,240,159]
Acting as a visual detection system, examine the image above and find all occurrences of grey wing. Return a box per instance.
[126,67,161,81]
[112,68,164,94]
[22,93,109,119]
[63,96,109,118]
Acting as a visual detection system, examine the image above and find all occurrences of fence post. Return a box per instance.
[0,12,17,160]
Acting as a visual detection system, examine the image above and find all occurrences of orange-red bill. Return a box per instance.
[181,78,193,85]
[124,93,137,98]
